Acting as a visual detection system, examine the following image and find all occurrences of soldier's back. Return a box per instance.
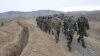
[52,17,61,31]
[64,16,75,31]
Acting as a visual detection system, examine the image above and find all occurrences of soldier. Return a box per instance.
[46,16,52,34]
[1,22,4,26]
[36,16,41,29]
[77,12,89,48]
[40,16,44,30]
[36,16,40,27]
[51,16,61,43]
[63,13,77,51]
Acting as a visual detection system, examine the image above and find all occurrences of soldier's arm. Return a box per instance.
[85,18,90,30]
[86,20,90,30]
[77,18,80,29]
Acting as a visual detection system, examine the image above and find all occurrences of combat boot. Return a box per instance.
[85,33,88,37]
[67,45,72,52]
[82,44,86,48]
[81,39,86,48]
[77,38,80,43]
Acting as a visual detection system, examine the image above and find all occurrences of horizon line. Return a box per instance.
[0,9,100,13]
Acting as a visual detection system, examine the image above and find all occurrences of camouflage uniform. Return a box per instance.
[36,16,42,29]
[63,16,76,51]
[42,17,48,32]
[51,17,61,43]
[77,16,89,48]
[46,16,52,34]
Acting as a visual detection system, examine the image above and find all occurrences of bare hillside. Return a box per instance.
[0,18,100,56]
[0,19,71,56]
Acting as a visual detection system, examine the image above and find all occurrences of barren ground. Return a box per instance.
[0,18,99,56]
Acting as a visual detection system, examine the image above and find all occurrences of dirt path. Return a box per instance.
[60,32,97,56]
[71,35,97,56]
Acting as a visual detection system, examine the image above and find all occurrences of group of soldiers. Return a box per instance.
[36,12,89,51]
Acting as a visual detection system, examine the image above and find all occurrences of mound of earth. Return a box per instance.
[0,18,71,56]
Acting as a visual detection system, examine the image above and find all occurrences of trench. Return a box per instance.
[0,22,29,56]
[16,22,29,56]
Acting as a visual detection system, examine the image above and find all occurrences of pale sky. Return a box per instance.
[0,0,100,12]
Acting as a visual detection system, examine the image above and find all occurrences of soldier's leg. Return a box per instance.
[55,35,59,43]
[46,25,49,33]
[77,32,83,43]
[81,36,86,48]
[41,23,44,30]
[51,29,54,35]
[55,30,60,43]
[68,39,72,51]
[43,25,46,32]
[45,24,48,32]
[44,24,48,33]
[66,35,72,51]
[64,32,71,51]
[69,34,73,51]
[77,36,81,43]
[55,31,59,43]
[84,31,88,37]
[70,34,73,43]
[48,27,51,34]
[57,30,60,38]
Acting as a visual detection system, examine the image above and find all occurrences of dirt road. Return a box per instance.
[60,31,98,56]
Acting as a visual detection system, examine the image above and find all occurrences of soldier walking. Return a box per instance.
[51,16,62,43]
[63,13,77,51]
[77,12,90,48]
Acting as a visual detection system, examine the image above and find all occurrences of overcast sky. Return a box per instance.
[0,0,100,12]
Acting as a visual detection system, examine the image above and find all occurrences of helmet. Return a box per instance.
[81,12,85,16]
[67,11,73,17]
